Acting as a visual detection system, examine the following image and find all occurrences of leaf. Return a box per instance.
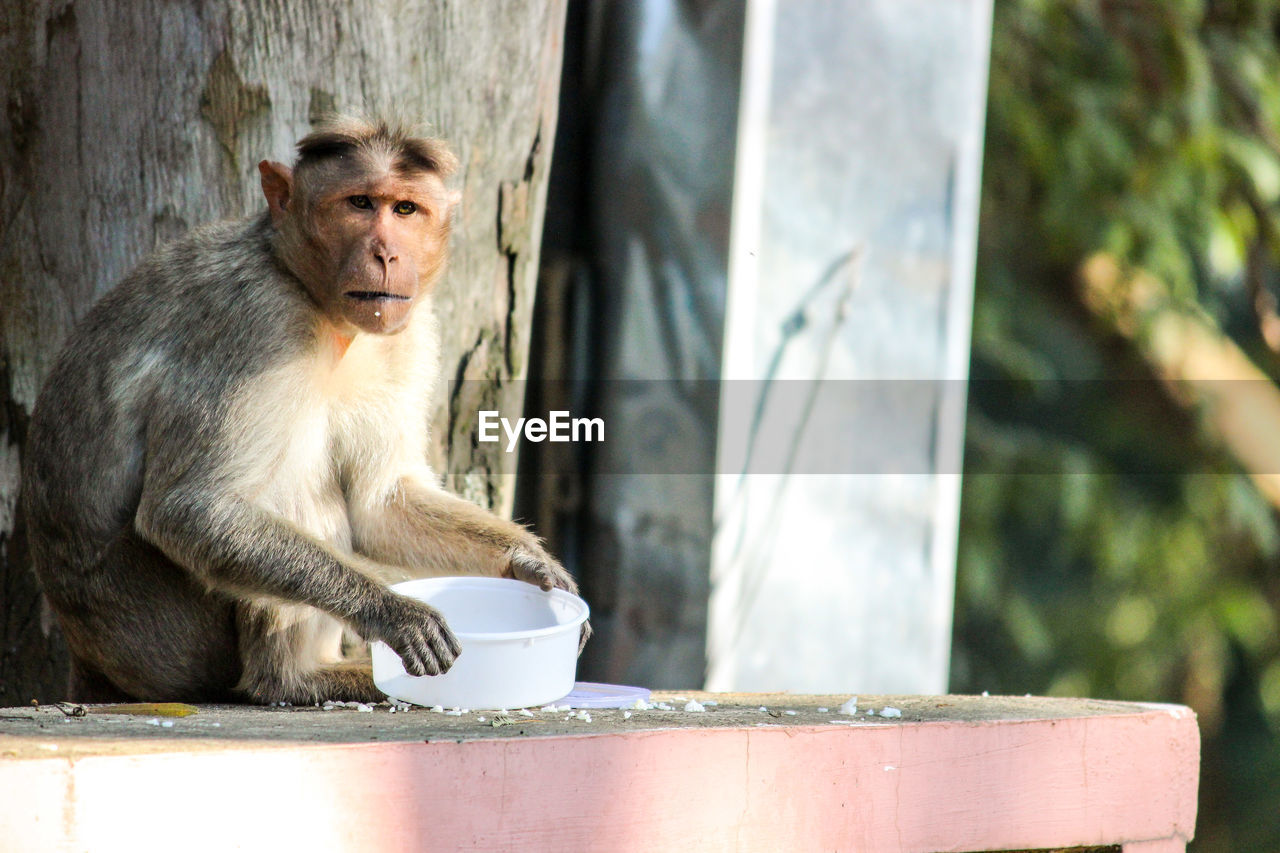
[88,703,199,718]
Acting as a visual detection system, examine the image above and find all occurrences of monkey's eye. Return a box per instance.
[348,195,373,210]
[393,201,417,216]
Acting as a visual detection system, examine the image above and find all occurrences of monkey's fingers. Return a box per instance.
[427,620,463,668]
[398,625,457,677]
[506,547,577,594]
[506,548,553,590]
[578,620,593,655]
[378,598,454,677]
[409,603,460,669]
[395,640,434,677]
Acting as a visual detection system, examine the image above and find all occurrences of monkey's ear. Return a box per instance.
[258,160,294,226]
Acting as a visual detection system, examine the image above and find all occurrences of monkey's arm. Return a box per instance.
[134,486,460,676]
[350,475,578,594]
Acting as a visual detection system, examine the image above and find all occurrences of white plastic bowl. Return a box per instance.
[371,576,589,710]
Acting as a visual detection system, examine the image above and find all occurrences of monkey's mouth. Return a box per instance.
[345,291,411,302]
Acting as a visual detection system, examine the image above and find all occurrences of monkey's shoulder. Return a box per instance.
[87,215,312,372]
[32,215,322,446]
[146,214,309,331]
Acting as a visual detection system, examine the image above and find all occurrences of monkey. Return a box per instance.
[20,116,581,705]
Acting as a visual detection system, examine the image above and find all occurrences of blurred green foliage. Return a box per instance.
[956,1,1280,849]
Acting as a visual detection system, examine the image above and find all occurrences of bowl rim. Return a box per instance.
[387,576,590,643]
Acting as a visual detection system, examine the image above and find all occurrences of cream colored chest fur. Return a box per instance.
[221,317,439,551]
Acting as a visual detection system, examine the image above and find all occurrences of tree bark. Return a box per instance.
[0,0,565,704]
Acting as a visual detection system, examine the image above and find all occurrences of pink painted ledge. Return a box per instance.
[0,693,1198,852]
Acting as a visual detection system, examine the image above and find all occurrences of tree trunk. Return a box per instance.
[0,0,566,705]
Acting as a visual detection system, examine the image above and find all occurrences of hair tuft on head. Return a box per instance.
[295,114,457,177]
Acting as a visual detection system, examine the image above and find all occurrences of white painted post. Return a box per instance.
[708,0,993,693]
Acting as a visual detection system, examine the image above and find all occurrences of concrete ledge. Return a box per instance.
[0,693,1199,852]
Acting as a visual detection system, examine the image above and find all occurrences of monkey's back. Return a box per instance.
[22,214,313,598]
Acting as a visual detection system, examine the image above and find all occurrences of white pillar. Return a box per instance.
[708,0,993,693]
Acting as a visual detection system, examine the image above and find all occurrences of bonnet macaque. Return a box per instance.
[21,117,578,704]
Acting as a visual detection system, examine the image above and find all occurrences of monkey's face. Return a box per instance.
[307,169,455,336]
[264,158,455,336]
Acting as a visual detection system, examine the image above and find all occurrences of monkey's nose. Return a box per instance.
[371,238,398,265]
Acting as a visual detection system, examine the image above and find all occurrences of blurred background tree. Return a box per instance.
[956,1,1280,849]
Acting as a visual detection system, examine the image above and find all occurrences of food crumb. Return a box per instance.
[519,708,535,717]
[838,697,858,715]
[323,700,373,711]
[880,707,902,718]
[818,707,829,713]
[684,700,706,713]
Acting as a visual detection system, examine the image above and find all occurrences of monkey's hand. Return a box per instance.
[504,545,592,653]
[504,544,577,593]
[363,594,463,677]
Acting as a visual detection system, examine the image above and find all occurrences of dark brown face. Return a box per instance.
[260,157,454,336]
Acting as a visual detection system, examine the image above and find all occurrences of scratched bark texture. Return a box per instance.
[0,0,566,704]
